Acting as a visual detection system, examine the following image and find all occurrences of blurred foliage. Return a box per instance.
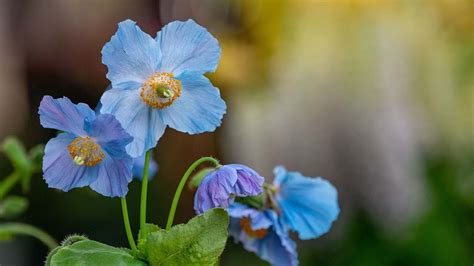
[301,151,474,265]
[0,137,57,250]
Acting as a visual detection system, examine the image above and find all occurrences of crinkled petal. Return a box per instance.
[194,165,263,214]
[274,166,340,240]
[84,113,133,157]
[100,88,166,157]
[42,133,99,191]
[89,154,133,197]
[156,19,221,76]
[231,164,264,196]
[132,153,158,181]
[228,206,298,266]
[102,19,160,90]
[39,96,95,136]
[194,166,238,214]
[160,73,226,134]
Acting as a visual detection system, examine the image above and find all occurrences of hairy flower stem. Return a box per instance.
[139,150,152,239]
[0,222,58,250]
[120,197,137,252]
[166,156,220,230]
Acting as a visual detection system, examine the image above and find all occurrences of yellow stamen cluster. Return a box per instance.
[240,217,268,239]
[68,137,105,167]
[140,72,181,109]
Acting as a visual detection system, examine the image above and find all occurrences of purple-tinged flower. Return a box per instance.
[228,203,298,266]
[194,164,264,214]
[39,96,133,197]
[132,153,158,181]
[273,166,339,240]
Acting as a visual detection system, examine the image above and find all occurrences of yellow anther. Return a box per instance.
[68,137,105,167]
[140,72,181,109]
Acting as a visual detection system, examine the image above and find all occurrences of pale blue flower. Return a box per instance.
[100,19,226,157]
[273,166,340,240]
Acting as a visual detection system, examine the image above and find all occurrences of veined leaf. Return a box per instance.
[146,208,229,266]
[49,239,146,266]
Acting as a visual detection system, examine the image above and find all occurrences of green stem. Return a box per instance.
[120,197,137,252]
[0,222,58,250]
[166,156,220,230]
[139,150,151,239]
[0,172,20,199]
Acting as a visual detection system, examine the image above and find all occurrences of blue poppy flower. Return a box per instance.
[228,203,298,266]
[100,19,226,157]
[194,164,264,214]
[96,98,158,182]
[132,153,158,181]
[273,166,340,240]
[39,96,133,197]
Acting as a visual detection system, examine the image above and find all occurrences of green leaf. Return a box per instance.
[137,223,163,259]
[0,137,41,194]
[49,239,147,266]
[1,137,30,172]
[235,193,266,210]
[139,223,161,240]
[188,167,214,189]
[0,231,13,241]
[0,196,28,218]
[145,208,229,266]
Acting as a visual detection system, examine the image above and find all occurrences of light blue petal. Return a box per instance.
[84,113,133,157]
[102,19,161,90]
[100,88,166,157]
[43,133,99,191]
[38,96,95,136]
[156,19,221,76]
[89,154,133,197]
[274,166,340,240]
[159,73,226,134]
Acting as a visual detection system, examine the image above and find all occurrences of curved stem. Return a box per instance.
[0,222,58,250]
[139,150,152,239]
[120,197,137,252]
[166,156,220,230]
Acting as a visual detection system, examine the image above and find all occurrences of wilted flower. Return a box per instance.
[272,166,340,240]
[100,19,226,157]
[39,96,133,197]
[194,164,264,214]
[228,203,298,266]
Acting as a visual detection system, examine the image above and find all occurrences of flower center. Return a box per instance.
[240,217,268,239]
[68,137,105,167]
[140,72,181,109]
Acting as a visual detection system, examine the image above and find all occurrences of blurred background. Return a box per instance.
[0,0,473,265]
